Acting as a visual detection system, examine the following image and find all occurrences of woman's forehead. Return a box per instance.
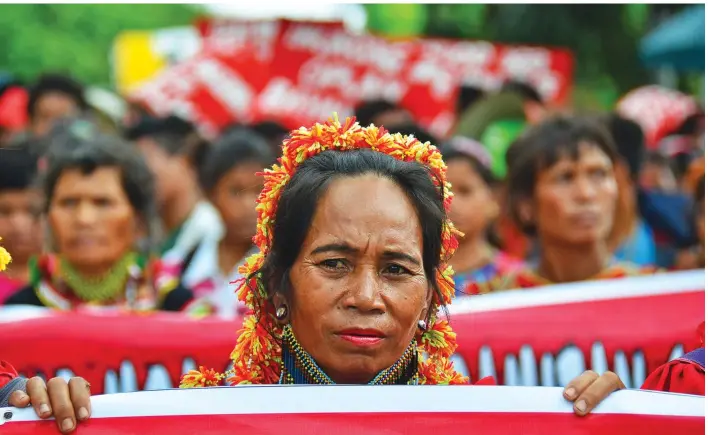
[538,141,612,171]
[303,175,423,252]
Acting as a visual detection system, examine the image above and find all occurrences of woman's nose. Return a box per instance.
[575,176,598,201]
[344,267,386,314]
[75,203,98,225]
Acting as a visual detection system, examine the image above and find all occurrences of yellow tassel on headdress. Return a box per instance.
[0,237,11,272]
[179,366,224,388]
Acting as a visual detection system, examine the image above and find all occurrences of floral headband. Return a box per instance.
[0,237,10,272]
[182,114,467,387]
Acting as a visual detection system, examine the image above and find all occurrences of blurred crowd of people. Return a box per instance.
[0,72,704,317]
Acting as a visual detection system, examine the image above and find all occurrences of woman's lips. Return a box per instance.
[337,329,385,347]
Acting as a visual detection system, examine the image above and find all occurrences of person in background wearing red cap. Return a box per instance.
[0,82,28,147]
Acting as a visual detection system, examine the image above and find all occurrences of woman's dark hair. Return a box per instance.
[456,85,485,116]
[42,129,159,250]
[354,99,402,127]
[441,146,496,187]
[27,73,88,119]
[603,113,645,183]
[254,148,448,322]
[124,115,205,167]
[199,128,275,193]
[505,116,619,235]
[0,148,38,192]
[251,121,289,143]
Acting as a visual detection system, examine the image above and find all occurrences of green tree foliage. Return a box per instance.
[0,4,202,86]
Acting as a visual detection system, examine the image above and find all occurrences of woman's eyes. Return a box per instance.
[554,168,610,183]
[383,264,412,276]
[590,168,610,179]
[320,259,348,270]
[318,259,412,276]
[555,171,574,183]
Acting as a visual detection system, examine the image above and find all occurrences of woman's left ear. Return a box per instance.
[419,285,434,323]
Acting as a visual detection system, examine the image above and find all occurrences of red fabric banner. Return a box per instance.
[131,19,574,138]
[1,386,704,434]
[0,271,702,394]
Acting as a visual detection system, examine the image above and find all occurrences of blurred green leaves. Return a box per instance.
[0,4,201,86]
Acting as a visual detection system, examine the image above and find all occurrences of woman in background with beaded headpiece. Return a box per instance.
[3,122,195,311]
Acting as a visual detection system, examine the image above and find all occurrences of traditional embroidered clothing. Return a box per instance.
[3,253,193,312]
[279,325,419,385]
[454,250,523,296]
[160,200,224,258]
[180,114,466,387]
[159,236,257,318]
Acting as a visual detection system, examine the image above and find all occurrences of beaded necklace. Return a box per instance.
[279,324,419,385]
[59,253,138,303]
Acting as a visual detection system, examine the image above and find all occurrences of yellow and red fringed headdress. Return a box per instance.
[0,237,11,272]
[181,114,467,387]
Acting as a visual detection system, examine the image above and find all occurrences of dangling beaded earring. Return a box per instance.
[275,305,288,321]
[417,320,427,331]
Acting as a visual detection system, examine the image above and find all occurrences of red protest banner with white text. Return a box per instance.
[1,385,704,434]
[130,19,574,139]
[0,271,702,394]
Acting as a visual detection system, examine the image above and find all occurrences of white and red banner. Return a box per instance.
[0,270,703,394]
[1,385,704,434]
[130,19,574,138]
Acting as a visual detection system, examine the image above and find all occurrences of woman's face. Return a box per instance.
[532,142,617,246]
[0,188,42,263]
[49,167,138,275]
[31,92,81,138]
[288,174,431,384]
[446,159,496,239]
[210,162,262,244]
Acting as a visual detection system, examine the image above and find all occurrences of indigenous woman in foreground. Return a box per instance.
[469,116,655,293]
[3,127,194,311]
[5,116,624,433]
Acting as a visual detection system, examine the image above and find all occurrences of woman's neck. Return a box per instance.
[537,240,610,283]
[217,238,251,276]
[280,325,418,385]
[163,187,201,233]
[65,258,127,281]
[448,235,494,274]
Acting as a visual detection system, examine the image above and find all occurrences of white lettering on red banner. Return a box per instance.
[1,386,704,434]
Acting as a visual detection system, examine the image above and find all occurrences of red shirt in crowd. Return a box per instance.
[0,360,19,389]
[640,322,705,396]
